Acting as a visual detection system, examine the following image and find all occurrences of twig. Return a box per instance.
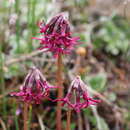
[87,87,123,112]
[5,49,48,66]
[0,86,19,99]
[5,50,76,67]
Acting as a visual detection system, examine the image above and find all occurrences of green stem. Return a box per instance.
[23,103,28,130]
[31,0,36,35]
[15,0,20,53]
[14,103,19,130]
[0,45,7,119]
[27,0,37,51]
[27,0,32,52]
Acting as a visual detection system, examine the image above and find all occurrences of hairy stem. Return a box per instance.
[23,103,28,130]
[56,54,63,130]
[66,107,71,130]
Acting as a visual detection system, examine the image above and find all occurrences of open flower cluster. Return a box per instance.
[11,67,56,104]
[33,13,80,57]
[10,67,100,110]
[11,13,100,112]
[59,76,100,112]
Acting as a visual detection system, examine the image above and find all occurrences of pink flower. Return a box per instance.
[59,76,100,112]
[16,106,22,116]
[33,13,80,57]
[10,67,56,104]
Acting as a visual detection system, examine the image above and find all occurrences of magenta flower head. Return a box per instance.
[59,76,100,112]
[33,13,80,57]
[10,66,56,104]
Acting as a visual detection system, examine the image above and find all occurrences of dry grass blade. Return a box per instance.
[0,118,7,130]
[37,114,50,130]
[5,49,48,66]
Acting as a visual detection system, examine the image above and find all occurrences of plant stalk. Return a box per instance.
[77,112,83,130]
[14,103,19,130]
[66,107,71,130]
[15,0,20,53]
[28,105,32,130]
[0,45,7,118]
[56,54,63,130]
[23,103,28,130]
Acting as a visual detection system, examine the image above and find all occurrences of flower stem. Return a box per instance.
[23,103,28,130]
[66,107,71,130]
[28,105,32,130]
[77,112,83,130]
[56,54,63,130]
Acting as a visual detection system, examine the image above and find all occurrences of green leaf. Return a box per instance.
[93,17,130,57]
[86,73,107,92]
[91,106,109,130]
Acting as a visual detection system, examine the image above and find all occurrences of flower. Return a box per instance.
[16,106,22,116]
[59,76,100,112]
[10,67,56,104]
[33,13,80,57]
